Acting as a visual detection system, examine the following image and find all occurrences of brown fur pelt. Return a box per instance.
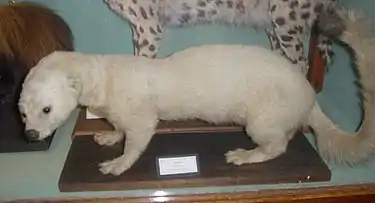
[0,1,74,69]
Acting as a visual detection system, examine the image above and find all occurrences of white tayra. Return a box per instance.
[18,10,375,176]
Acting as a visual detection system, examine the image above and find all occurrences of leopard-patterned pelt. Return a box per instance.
[104,0,340,74]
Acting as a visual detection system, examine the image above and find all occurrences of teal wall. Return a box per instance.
[1,0,373,131]
[11,0,270,56]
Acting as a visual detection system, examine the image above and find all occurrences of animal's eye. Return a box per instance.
[42,106,51,114]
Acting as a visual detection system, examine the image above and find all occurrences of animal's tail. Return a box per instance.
[308,9,375,165]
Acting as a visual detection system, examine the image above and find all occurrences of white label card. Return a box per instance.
[86,109,103,119]
[157,155,199,176]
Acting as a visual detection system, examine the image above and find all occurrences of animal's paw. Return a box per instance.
[226,148,269,165]
[99,156,130,176]
[93,131,123,146]
[225,148,251,165]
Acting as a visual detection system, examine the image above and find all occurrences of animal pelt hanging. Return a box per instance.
[0,1,74,70]
[0,1,74,113]
[104,0,344,75]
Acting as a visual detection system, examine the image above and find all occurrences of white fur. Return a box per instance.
[19,45,316,175]
[18,12,375,175]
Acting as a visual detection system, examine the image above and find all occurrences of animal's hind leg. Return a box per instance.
[226,126,294,165]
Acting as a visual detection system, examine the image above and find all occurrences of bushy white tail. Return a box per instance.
[308,9,375,165]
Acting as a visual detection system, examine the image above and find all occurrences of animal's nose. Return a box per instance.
[25,129,40,142]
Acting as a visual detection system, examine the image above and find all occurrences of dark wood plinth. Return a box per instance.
[59,129,331,192]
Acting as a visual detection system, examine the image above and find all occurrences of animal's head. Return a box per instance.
[18,52,80,142]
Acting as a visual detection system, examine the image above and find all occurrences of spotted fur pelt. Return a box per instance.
[104,0,341,74]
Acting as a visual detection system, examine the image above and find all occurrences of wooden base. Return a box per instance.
[46,184,375,203]
[59,131,331,192]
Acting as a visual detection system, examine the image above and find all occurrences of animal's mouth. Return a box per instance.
[31,130,56,143]
[24,128,56,142]
[25,138,41,143]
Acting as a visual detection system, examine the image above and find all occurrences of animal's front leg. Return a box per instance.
[99,118,157,176]
[93,131,124,146]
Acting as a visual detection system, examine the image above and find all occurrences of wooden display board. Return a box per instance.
[59,130,331,192]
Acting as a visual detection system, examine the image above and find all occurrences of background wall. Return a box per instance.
[1,0,373,131]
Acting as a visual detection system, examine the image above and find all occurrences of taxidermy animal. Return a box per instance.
[104,0,344,74]
[18,9,375,176]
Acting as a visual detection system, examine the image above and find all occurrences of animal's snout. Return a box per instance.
[25,129,40,142]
